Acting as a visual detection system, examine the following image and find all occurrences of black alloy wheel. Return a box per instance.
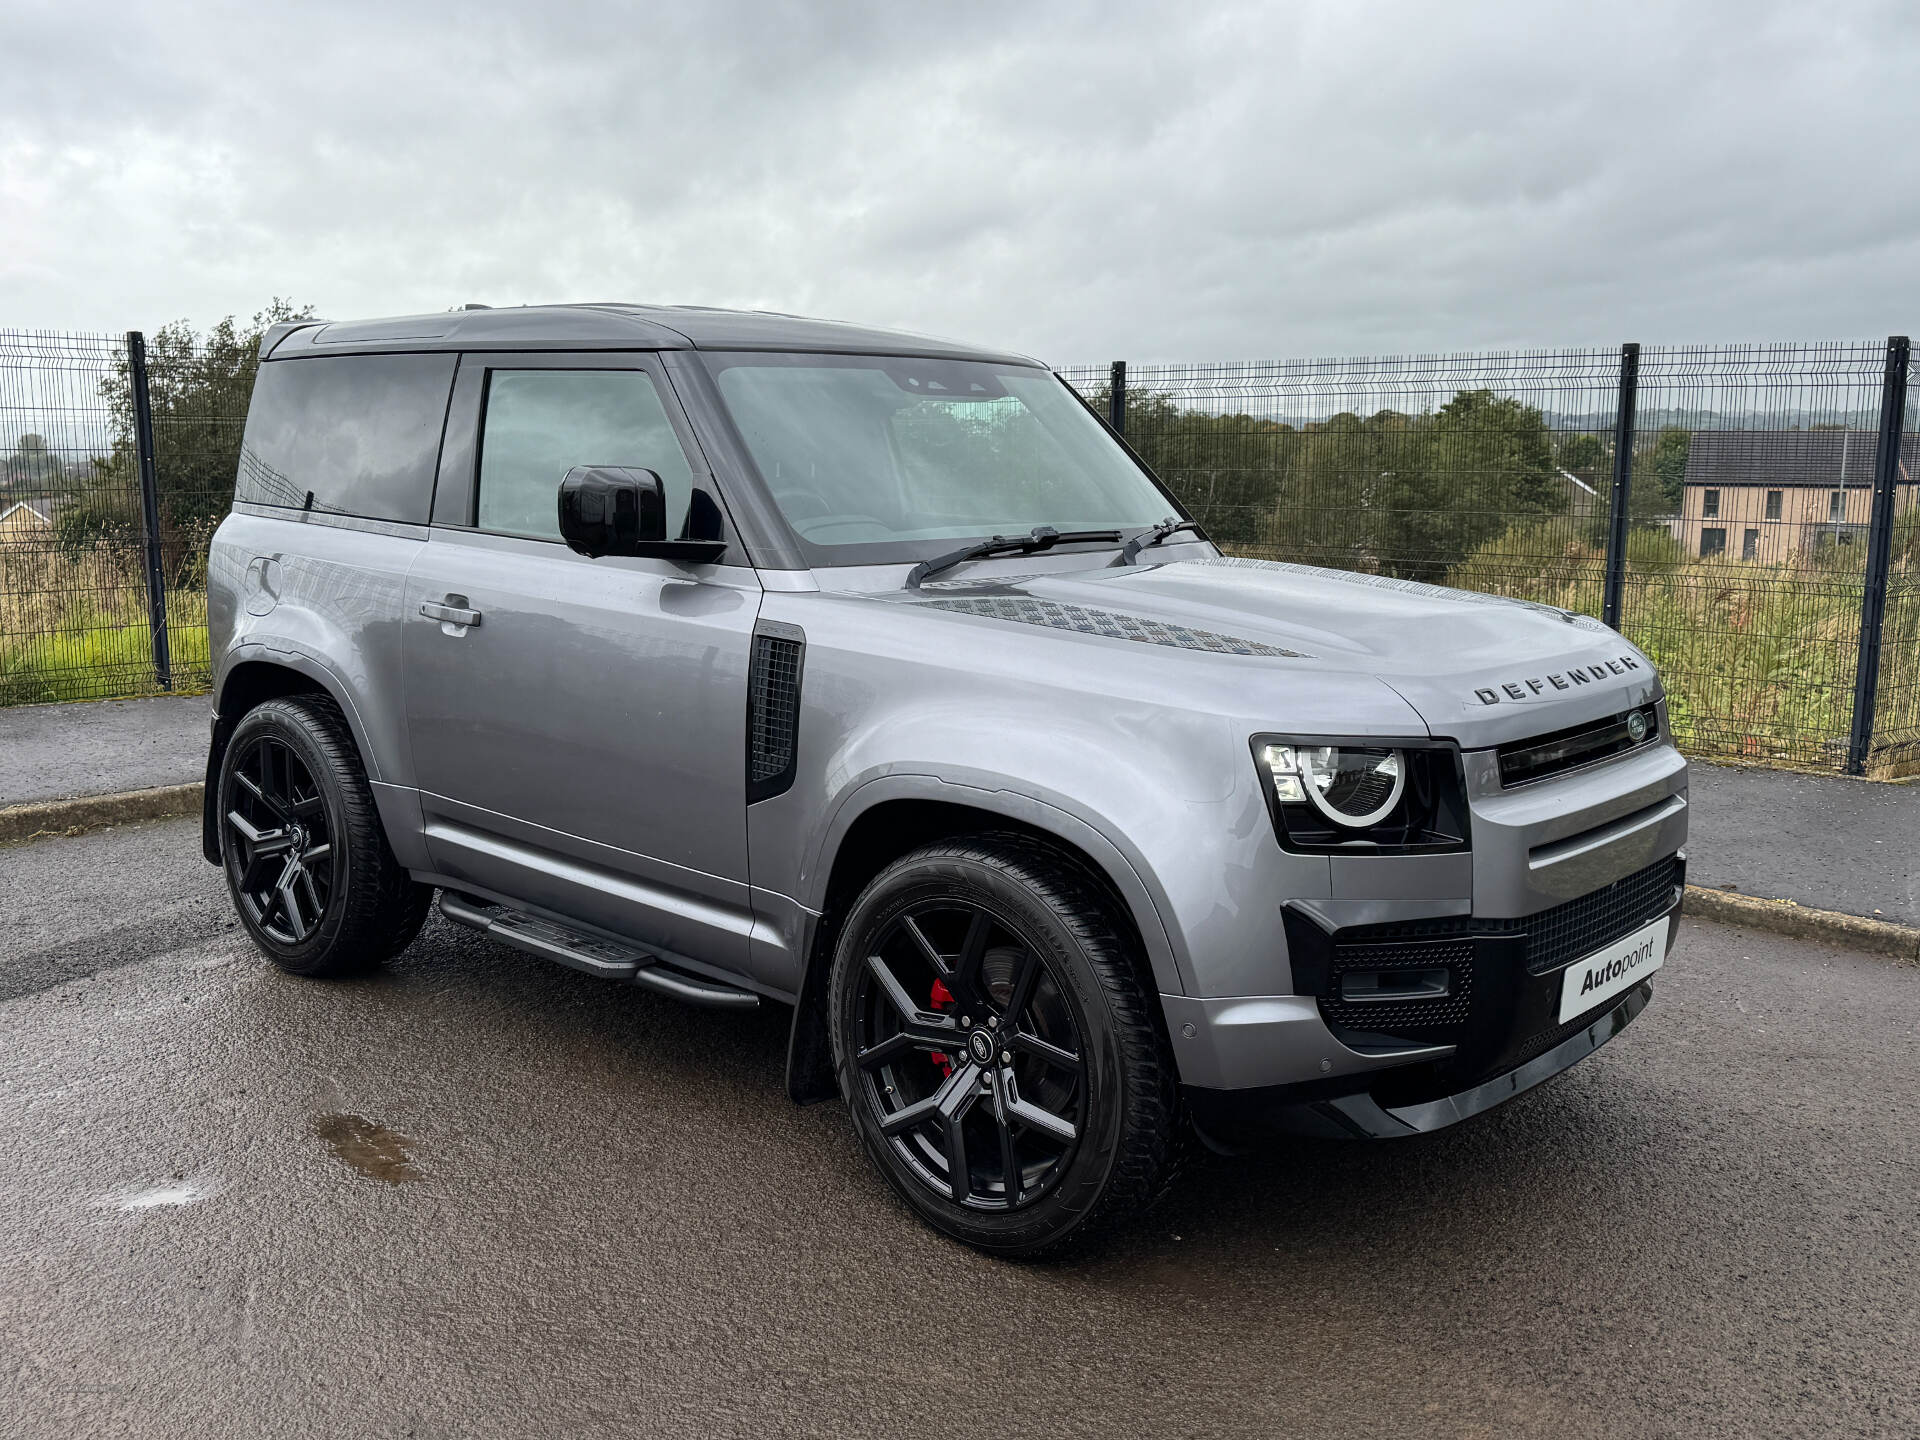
[830,838,1178,1257]
[217,694,431,978]
[225,733,335,945]
[853,900,1086,1210]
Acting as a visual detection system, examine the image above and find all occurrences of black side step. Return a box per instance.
[437,893,758,1010]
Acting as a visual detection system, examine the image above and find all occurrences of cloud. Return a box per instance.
[4,0,1920,360]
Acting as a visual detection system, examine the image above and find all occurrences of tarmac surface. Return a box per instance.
[3,815,1917,1438]
[1685,762,1919,927]
[0,695,205,807]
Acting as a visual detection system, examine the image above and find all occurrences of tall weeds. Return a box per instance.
[0,539,208,706]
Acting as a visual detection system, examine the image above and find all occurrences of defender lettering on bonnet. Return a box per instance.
[201,303,1686,1259]
[1474,653,1642,704]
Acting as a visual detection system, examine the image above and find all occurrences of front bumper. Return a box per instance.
[1188,981,1653,1143]
[1152,856,1681,1105]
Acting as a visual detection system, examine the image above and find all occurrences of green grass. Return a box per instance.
[0,611,209,706]
[1438,521,1919,776]
[0,543,209,706]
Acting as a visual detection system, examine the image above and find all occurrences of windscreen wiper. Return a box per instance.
[907,525,1124,587]
[1116,517,1208,565]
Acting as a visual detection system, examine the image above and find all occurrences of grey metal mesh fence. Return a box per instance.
[1876,359,1920,773]
[139,324,259,695]
[1623,343,1897,770]
[0,331,153,705]
[1061,350,1621,586]
[2,325,1913,777]
[1064,344,1918,776]
[0,327,254,705]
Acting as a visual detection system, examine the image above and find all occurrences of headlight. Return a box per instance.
[1253,737,1469,853]
[1262,744,1405,828]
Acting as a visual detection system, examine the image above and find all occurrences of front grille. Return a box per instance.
[1521,856,1680,975]
[1497,704,1660,788]
[1505,986,1636,1070]
[1329,854,1681,975]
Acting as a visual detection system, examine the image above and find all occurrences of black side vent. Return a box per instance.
[747,621,805,802]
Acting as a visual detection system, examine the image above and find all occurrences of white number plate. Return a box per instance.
[1557,915,1668,1024]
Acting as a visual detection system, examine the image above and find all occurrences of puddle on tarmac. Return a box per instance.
[311,1113,423,1184]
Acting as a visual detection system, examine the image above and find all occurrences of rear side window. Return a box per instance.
[475,369,696,541]
[236,354,456,522]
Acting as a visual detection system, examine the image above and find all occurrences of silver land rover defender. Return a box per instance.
[204,305,1686,1255]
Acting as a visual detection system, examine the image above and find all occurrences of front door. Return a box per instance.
[403,355,762,977]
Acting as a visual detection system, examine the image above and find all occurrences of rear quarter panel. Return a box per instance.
[208,508,427,860]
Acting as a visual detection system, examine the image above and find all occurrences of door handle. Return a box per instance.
[421,600,482,629]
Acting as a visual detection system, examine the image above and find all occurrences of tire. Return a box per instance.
[828,836,1178,1258]
[217,694,431,978]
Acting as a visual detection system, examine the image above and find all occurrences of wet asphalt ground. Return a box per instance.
[0,696,206,808]
[3,817,1918,1439]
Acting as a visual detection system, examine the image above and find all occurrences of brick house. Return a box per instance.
[0,498,53,546]
[1670,429,1919,562]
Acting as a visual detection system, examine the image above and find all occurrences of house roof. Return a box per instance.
[0,499,52,525]
[1683,428,1920,489]
[262,304,1038,366]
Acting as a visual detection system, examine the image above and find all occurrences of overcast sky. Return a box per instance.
[6,1,1920,361]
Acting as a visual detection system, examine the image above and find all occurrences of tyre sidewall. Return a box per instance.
[829,848,1138,1256]
[219,699,357,975]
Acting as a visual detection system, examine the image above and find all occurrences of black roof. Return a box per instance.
[1683,428,1920,489]
[263,303,1038,366]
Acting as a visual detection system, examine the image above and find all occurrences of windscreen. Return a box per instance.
[706,354,1173,560]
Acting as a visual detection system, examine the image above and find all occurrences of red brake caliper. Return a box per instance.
[929,979,955,1077]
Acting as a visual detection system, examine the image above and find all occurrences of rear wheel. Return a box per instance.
[218,695,430,977]
[829,837,1177,1257]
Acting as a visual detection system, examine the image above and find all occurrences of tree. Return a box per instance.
[1559,433,1606,475]
[1353,389,1561,581]
[1089,384,1304,552]
[1648,426,1690,512]
[1077,381,1568,581]
[3,433,66,494]
[1430,389,1559,509]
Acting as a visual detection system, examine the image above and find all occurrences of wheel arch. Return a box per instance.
[783,784,1184,1105]
[202,652,381,865]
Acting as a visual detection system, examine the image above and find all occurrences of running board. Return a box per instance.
[437,893,759,1010]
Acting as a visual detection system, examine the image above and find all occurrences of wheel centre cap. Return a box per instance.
[967,1030,995,1064]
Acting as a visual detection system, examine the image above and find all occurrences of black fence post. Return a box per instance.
[127,330,172,692]
[1109,360,1126,436]
[1845,334,1910,776]
[1601,342,1641,631]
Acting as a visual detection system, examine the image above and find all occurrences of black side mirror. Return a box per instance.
[557,466,726,563]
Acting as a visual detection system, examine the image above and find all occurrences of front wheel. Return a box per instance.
[218,694,431,977]
[828,837,1178,1257]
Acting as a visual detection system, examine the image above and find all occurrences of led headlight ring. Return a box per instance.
[1298,747,1405,829]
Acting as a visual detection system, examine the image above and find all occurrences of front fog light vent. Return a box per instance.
[1339,967,1452,1003]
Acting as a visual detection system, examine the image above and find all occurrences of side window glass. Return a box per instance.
[237,354,456,523]
[475,369,697,542]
